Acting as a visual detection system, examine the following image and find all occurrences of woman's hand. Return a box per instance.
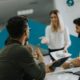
[40,37,49,44]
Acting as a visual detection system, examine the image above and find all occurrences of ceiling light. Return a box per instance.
[17,9,34,16]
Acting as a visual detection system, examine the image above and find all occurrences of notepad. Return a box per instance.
[50,50,71,60]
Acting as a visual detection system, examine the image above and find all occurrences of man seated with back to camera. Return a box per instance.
[0,16,53,80]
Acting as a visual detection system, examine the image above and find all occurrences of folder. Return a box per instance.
[50,57,69,70]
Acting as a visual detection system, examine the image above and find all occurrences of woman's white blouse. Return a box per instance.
[45,25,71,50]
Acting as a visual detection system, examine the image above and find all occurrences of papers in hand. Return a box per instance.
[50,50,71,60]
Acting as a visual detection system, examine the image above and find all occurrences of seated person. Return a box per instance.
[73,18,80,38]
[0,16,53,80]
[61,18,80,69]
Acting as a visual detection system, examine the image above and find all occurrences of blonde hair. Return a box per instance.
[50,10,64,32]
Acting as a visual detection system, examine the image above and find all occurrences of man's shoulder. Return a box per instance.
[12,44,29,53]
[10,44,33,59]
[5,44,30,55]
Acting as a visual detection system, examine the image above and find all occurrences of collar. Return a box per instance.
[6,38,22,45]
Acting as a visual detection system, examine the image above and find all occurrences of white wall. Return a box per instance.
[53,0,80,36]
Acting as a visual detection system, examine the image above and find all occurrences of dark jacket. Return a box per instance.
[78,33,80,38]
[0,40,45,80]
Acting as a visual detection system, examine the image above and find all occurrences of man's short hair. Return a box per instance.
[6,16,28,38]
[73,18,80,26]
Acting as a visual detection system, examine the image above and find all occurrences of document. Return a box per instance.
[50,50,71,60]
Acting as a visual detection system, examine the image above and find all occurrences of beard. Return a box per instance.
[76,30,80,33]
[24,37,29,45]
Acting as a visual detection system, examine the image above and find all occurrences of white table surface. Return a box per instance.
[45,72,79,80]
[44,55,80,80]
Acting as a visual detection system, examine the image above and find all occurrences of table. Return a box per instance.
[44,55,80,80]
[45,67,80,80]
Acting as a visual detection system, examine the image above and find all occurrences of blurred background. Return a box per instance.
[0,0,80,58]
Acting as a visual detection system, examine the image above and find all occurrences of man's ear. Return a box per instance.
[23,29,27,36]
[24,29,27,36]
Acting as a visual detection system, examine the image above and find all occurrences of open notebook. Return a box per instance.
[50,50,71,60]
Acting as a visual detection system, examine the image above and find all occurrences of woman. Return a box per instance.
[42,10,71,60]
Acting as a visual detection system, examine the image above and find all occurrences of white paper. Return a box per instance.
[50,50,72,60]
